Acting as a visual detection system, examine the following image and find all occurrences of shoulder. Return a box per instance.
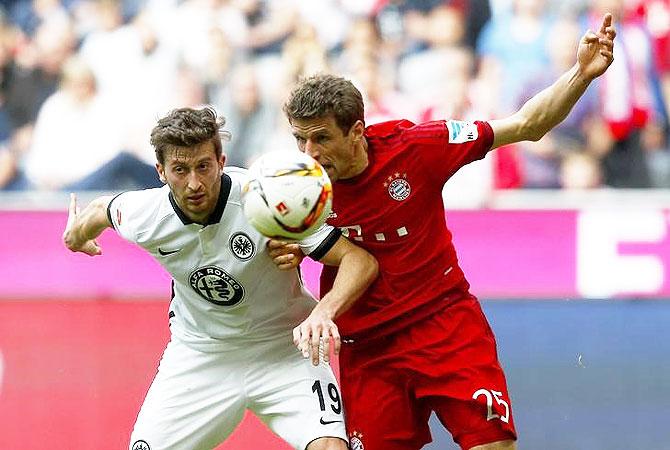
[365,119,417,139]
[367,120,455,150]
[224,166,251,185]
[112,186,167,208]
[109,186,171,230]
[366,119,454,137]
[222,166,251,204]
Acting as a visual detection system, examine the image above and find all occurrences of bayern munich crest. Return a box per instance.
[349,431,365,450]
[229,232,255,260]
[384,173,411,201]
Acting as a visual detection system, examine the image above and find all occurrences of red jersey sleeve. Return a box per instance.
[402,120,493,184]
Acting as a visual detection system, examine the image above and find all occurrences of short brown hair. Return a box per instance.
[283,74,364,135]
[150,106,231,164]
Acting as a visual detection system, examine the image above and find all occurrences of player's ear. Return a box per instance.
[155,163,167,183]
[219,153,226,174]
[350,120,365,141]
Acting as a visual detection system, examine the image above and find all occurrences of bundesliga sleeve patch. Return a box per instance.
[446,120,478,143]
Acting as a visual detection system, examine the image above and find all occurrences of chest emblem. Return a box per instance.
[349,431,365,450]
[229,232,255,260]
[189,266,245,306]
[384,173,411,201]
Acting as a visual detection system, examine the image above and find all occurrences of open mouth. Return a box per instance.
[188,194,205,204]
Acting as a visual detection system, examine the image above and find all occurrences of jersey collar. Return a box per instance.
[169,173,232,226]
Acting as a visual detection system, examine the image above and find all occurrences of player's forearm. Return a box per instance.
[65,196,113,246]
[515,64,591,142]
[317,251,378,320]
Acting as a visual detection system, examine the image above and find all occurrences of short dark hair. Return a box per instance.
[283,74,365,135]
[150,106,231,165]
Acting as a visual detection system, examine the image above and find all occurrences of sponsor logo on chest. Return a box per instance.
[189,266,245,306]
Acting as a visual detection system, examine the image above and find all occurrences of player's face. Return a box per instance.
[290,115,365,182]
[156,142,225,224]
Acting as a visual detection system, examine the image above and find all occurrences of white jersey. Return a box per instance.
[107,167,340,352]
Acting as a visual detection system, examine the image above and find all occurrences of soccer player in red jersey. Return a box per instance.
[278,13,616,450]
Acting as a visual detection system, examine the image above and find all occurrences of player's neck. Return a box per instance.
[343,138,369,180]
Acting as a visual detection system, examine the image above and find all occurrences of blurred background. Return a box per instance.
[0,0,668,449]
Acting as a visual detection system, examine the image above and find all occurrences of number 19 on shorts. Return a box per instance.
[312,380,343,423]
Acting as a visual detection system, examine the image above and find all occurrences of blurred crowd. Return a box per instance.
[0,0,668,200]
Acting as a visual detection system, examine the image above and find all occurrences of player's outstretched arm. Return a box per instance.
[489,13,616,150]
[293,236,378,365]
[62,193,113,256]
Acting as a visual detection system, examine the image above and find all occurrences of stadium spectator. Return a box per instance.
[585,0,656,187]
[628,0,670,128]
[477,0,556,113]
[213,63,277,168]
[78,5,181,165]
[280,20,329,89]
[2,9,67,133]
[459,0,492,51]
[242,0,299,98]
[397,3,466,104]
[24,56,157,190]
[1,12,75,189]
[515,18,599,188]
[8,0,69,36]
[295,0,351,55]
[642,119,670,188]
[0,0,665,193]
[560,150,603,189]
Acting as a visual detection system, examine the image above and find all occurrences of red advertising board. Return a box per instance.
[0,301,295,450]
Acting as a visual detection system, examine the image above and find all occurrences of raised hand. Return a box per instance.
[577,13,616,80]
[63,193,103,256]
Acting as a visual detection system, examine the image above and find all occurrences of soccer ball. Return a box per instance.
[242,150,333,240]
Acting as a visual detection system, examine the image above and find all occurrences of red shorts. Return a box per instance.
[339,295,517,450]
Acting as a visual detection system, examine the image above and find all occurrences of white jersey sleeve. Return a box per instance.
[106,187,168,245]
[299,224,341,261]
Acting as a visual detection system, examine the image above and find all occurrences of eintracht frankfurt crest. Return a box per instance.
[131,440,150,450]
[229,232,255,260]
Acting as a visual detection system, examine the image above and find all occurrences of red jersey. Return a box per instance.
[322,119,494,339]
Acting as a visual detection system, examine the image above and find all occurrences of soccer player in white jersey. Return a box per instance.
[62,106,378,450]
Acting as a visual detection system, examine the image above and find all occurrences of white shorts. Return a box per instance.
[129,335,347,450]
